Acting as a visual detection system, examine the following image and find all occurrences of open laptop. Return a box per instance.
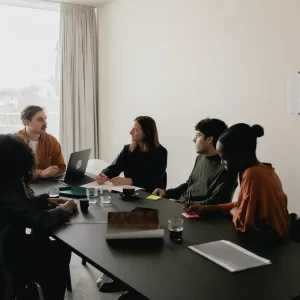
[49,148,92,183]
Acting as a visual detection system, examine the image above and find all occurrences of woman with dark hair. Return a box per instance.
[96,117,167,297]
[185,123,291,240]
[0,134,77,300]
[96,116,168,193]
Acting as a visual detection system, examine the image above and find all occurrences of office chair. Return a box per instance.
[16,281,45,300]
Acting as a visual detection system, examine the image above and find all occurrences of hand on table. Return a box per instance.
[152,188,166,197]
[183,202,205,214]
[48,198,68,207]
[96,174,107,185]
[62,200,78,214]
[111,177,132,186]
[40,166,59,178]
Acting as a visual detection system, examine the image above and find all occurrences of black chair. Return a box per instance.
[16,281,45,300]
[27,229,73,292]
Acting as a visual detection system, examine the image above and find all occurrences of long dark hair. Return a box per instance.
[0,134,35,189]
[130,116,160,152]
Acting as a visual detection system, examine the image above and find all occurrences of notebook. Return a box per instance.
[105,211,164,240]
[59,187,86,199]
[189,240,271,272]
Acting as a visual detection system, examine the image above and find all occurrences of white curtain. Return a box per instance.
[59,3,99,161]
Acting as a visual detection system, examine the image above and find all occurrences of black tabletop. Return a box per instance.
[31,176,300,300]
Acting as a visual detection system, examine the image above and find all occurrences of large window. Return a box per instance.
[0,4,60,138]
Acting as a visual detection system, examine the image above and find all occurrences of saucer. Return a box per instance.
[119,192,139,201]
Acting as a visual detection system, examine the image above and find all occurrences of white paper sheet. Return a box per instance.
[80,181,144,193]
[189,240,271,272]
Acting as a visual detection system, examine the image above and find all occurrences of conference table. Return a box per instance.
[31,174,300,300]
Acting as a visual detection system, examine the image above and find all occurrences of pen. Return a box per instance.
[187,189,191,207]
[99,174,111,182]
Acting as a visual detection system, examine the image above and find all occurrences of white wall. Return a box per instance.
[97,0,300,212]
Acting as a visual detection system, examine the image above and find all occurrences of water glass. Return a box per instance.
[100,188,111,204]
[47,187,59,198]
[168,218,184,243]
[86,188,98,204]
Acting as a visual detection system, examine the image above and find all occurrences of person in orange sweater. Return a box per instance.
[18,105,66,178]
[185,123,291,239]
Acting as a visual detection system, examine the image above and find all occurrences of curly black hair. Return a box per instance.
[0,134,36,188]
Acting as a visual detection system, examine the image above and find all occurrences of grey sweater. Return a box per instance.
[165,154,237,205]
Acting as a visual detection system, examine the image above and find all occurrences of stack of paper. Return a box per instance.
[189,240,271,272]
[80,181,143,193]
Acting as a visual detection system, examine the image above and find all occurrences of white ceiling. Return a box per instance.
[46,0,115,6]
[0,0,115,8]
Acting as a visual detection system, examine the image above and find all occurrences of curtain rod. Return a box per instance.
[41,0,96,8]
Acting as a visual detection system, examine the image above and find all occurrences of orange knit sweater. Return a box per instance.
[18,129,66,178]
[219,164,290,238]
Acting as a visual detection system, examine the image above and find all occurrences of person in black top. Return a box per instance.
[96,117,167,299]
[0,134,77,300]
[96,116,168,193]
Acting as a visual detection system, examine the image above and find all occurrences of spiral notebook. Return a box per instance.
[189,240,271,272]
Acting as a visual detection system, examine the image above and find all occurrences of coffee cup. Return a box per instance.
[79,199,89,213]
[122,186,135,199]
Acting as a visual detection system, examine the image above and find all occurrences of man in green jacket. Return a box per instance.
[153,118,237,204]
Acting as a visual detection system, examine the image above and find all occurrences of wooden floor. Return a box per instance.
[64,254,119,300]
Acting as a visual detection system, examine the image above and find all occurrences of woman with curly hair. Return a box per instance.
[0,134,77,300]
